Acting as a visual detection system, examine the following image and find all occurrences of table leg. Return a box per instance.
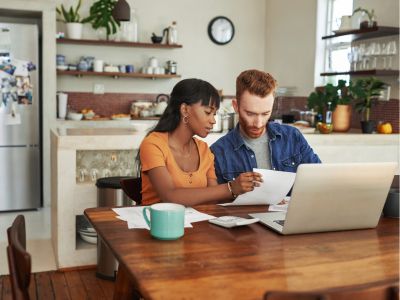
[113,263,140,300]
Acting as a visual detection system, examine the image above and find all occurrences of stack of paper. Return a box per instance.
[112,206,215,230]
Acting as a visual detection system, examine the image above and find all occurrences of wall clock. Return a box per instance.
[207,16,235,45]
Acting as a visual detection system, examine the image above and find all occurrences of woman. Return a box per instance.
[140,78,262,206]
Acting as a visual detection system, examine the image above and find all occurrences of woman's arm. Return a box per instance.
[146,166,261,206]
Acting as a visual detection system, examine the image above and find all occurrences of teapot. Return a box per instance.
[154,94,170,116]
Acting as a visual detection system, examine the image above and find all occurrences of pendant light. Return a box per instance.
[112,0,131,21]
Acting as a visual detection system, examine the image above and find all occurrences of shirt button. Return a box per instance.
[251,155,254,158]
[292,162,295,165]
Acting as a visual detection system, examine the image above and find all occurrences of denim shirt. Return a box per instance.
[210,122,321,183]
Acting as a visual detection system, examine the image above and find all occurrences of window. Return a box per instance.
[315,0,353,86]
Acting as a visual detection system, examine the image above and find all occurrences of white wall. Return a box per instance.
[55,0,266,96]
[264,0,318,96]
[354,0,399,26]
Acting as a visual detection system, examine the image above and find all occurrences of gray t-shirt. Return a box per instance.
[242,131,271,170]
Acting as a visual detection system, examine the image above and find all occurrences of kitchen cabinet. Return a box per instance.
[56,38,182,79]
[321,26,399,77]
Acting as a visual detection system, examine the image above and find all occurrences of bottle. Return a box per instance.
[325,102,332,124]
[124,9,138,42]
[168,21,178,45]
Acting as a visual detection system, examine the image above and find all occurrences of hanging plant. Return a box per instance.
[82,0,120,39]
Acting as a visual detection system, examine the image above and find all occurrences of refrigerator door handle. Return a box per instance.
[0,145,28,148]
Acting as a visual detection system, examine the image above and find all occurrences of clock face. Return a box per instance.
[208,16,235,45]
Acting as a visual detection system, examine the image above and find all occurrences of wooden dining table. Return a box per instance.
[84,205,399,300]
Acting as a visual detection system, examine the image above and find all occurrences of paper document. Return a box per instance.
[220,169,296,206]
[112,206,215,230]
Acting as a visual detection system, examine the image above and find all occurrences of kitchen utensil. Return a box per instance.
[94,60,104,72]
[57,92,68,119]
[67,112,83,121]
[165,60,177,74]
[151,33,163,44]
[154,94,169,116]
[149,57,159,68]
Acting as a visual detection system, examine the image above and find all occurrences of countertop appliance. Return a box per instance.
[0,16,42,211]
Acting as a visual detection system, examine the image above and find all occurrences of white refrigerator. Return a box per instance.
[0,18,42,211]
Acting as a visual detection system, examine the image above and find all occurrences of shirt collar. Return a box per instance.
[231,121,283,150]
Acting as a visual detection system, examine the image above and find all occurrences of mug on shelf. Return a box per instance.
[94,60,104,72]
[142,203,185,240]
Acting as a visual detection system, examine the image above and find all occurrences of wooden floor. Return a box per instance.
[0,268,115,300]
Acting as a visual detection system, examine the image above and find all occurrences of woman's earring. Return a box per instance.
[183,115,189,124]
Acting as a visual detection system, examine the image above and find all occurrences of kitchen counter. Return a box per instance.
[54,127,399,169]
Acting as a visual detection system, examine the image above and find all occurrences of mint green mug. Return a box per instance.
[143,203,185,240]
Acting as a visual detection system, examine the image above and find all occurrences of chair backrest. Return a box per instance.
[7,215,31,300]
[120,177,142,205]
[264,282,399,300]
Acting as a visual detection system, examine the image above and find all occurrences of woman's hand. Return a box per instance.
[231,172,263,196]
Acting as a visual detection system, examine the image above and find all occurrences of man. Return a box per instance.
[210,69,321,184]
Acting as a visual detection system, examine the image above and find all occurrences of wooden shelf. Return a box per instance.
[320,69,399,76]
[57,38,182,49]
[57,70,181,79]
[322,26,399,41]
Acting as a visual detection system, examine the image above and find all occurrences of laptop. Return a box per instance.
[249,162,397,235]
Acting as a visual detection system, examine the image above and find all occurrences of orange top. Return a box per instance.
[140,132,217,205]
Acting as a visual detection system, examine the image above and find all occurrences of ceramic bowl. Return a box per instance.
[67,112,83,121]
[151,35,163,44]
[57,65,68,71]
[79,232,97,244]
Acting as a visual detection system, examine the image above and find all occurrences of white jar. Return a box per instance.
[126,9,138,42]
[94,60,104,72]
[168,21,178,44]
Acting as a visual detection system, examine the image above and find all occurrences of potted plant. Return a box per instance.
[332,80,353,132]
[352,7,377,28]
[56,0,85,39]
[307,82,338,124]
[352,77,386,133]
[82,0,120,40]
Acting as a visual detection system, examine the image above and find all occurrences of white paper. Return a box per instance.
[12,59,29,77]
[4,113,21,125]
[112,206,215,230]
[220,169,296,206]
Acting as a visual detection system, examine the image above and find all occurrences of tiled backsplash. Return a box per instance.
[76,149,138,183]
[65,92,399,133]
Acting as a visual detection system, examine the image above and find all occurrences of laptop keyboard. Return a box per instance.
[274,220,285,226]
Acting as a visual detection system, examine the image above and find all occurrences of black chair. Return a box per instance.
[264,282,399,300]
[7,215,31,300]
[120,177,142,205]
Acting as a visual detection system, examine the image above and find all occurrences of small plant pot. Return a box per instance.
[360,120,375,133]
[332,104,352,132]
[66,22,83,39]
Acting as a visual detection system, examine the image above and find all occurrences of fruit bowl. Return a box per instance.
[317,122,333,134]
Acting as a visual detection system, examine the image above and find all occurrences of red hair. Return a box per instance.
[236,69,277,102]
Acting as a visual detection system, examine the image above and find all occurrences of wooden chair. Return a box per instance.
[120,177,142,205]
[264,282,399,300]
[7,215,31,300]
